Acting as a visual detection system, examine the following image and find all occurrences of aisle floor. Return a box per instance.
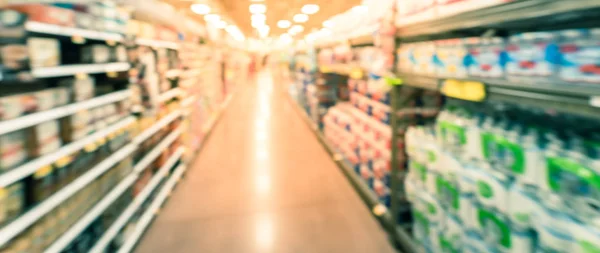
[135,71,397,253]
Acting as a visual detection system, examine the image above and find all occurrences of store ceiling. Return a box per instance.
[163,0,361,37]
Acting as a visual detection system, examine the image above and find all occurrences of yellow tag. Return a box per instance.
[55,156,73,168]
[441,79,486,102]
[107,72,118,78]
[72,35,86,44]
[107,132,117,140]
[34,165,53,179]
[372,204,387,216]
[96,137,107,146]
[84,143,98,152]
[0,188,6,198]
[75,73,88,80]
[106,40,116,46]
[320,66,332,73]
[350,68,363,80]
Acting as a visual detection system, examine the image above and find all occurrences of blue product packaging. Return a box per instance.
[434,38,469,78]
[506,32,560,79]
[466,37,507,78]
[559,29,600,83]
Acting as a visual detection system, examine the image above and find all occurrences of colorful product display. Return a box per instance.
[405,104,600,253]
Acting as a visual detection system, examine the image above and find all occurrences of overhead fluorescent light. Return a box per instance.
[204,14,220,22]
[288,25,304,34]
[190,4,211,15]
[301,4,319,15]
[352,5,368,13]
[277,20,291,29]
[293,14,308,23]
[251,13,266,22]
[249,4,266,14]
[216,20,227,29]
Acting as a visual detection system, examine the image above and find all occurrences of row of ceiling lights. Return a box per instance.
[249,3,321,39]
[190,3,245,41]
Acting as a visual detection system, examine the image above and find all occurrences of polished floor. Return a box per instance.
[135,71,397,253]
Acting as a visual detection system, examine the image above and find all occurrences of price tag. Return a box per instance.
[75,73,89,80]
[385,77,403,86]
[590,96,600,108]
[107,132,117,140]
[441,79,486,102]
[34,165,53,179]
[319,66,332,73]
[84,143,98,152]
[372,204,387,216]
[350,68,363,80]
[106,40,116,46]
[96,137,107,146]
[55,156,73,168]
[0,188,6,198]
[72,35,86,44]
[107,71,118,78]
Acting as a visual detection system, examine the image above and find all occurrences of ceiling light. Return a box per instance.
[258,25,270,38]
[352,5,368,13]
[249,4,266,14]
[293,14,308,23]
[288,25,304,34]
[323,20,333,28]
[252,19,265,28]
[251,13,266,21]
[301,4,319,15]
[277,20,291,28]
[216,20,227,29]
[190,4,210,15]
[204,14,220,22]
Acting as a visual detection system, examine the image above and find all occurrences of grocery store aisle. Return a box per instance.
[135,71,396,253]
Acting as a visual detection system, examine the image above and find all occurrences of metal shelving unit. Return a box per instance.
[389,1,600,253]
[396,0,600,39]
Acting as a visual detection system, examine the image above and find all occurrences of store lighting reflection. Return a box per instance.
[255,174,271,194]
[255,215,274,249]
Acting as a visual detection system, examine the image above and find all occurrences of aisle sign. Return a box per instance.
[441,79,486,102]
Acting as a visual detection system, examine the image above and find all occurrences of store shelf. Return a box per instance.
[25,21,124,42]
[117,164,186,253]
[285,95,417,252]
[0,143,137,247]
[133,126,183,173]
[181,95,197,108]
[135,38,179,50]
[0,90,131,136]
[31,62,130,78]
[132,110,181,144]
[165,69,182,79]
[158,88,182,103]
[349,34,374,47]
[89,147,185,253]
[396,73,600,119]
[0,116,136,188]
[44,173,139,253]
[396,0,600,39]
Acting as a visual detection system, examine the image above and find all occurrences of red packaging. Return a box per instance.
[7,4,75,27]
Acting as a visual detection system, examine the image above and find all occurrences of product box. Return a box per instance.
[27,37,61,68]
[0,131,27,171]
[466,37,506,78]
[27,120,62,157]
[60,111,91,142]
[506,32,558,78]
[81,45,110,63]
[0,9,27,43]
[58,77,95,102]
[412,42,436,75]
[7,4,76,27]
[559,29,600,83]
[434,39,468,78]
